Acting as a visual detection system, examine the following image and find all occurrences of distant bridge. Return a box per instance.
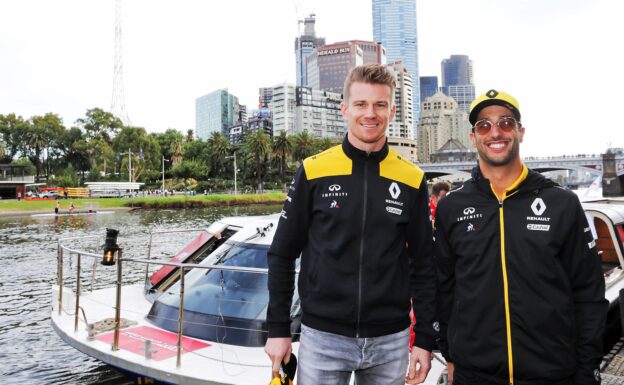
[420,154,624,180]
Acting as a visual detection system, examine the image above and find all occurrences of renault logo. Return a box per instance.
[486,89,499,98]
[389,182,401,199]
[463,207,476,215]
[531,198,546,216]
[328,184,341,191]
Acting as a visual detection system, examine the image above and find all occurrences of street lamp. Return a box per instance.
[161,156,170,196]
[226,155,238,195]
[119,149,133,184]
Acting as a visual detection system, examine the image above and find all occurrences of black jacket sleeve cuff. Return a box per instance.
[267,322,292,338]
[413,332,436,352]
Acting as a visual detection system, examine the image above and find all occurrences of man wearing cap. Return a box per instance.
[434,90,607,384]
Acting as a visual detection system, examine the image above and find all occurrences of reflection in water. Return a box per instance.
[0,205,280,385]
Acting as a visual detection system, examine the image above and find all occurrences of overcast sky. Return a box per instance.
[1,0,622,157]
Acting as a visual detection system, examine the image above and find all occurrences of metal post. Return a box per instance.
[176,267,185,368]
[233,155,237,196]
[57,242,63,316]
[162,155,165,195]
[128,148,132,184]
[144,232,154,288]
[74,253,81,332]
[113,249,123,351]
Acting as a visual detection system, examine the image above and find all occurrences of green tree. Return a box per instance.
[153,129,184,162]
[170,139,184,166]
[207,132,230,178]
[112,126,161,182]
[272,130,292,188]
[0,113,30,161]
[245,129,270,192]
[291,130,315,163]
[171,160,208,191]
[32,113,65,178]
[315,137,336,153]
[184,140,211,171]
[186,129,194,142]
[24,123,47,181]
[76,108,123,143]
[61,128,90,183]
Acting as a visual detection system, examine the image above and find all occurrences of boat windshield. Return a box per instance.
[155,240,270,319]
[147,236,300,346]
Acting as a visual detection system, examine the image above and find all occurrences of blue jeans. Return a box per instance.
[297,324,410,385]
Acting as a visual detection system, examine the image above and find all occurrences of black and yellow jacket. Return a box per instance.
[434,165,607,384]
[267,136,437,351]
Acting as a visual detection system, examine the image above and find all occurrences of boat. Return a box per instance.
[32,210,114,217]
[51,201,624,384]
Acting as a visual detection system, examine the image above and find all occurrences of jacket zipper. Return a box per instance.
[498,190,519,385]
[356,161,368,337]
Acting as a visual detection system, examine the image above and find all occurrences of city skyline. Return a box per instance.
[0,0,622,157]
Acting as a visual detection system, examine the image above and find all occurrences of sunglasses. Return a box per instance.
[472,117,520,135]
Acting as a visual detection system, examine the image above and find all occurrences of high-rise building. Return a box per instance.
[417,92,472,162]
[195,89,240,140]
[419,76,438,102]
[295,87,345,138]
[295,14,326,87]
[441,55,473,85]
[386,60,414,139]
[306,40,386,93]
[270,83,297,135]
[372,0,420,123]
[258,87,273,109]
[229,109,272,145]
[440,55,475,113]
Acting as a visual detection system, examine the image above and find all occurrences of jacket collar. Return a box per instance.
[471,162,557,196]
[341,134,389,162]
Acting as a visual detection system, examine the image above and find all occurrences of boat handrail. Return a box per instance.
[56,232,293,369]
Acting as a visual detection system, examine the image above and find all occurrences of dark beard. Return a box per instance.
[477,138,520,167]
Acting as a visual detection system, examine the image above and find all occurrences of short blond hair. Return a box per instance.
[343,64,396,103]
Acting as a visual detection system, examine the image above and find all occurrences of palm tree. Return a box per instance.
[207,132,230,177]
[170,140,184,166]
[272,130,292,189]
[315,137,336,153]
[291,130,315,163]
[245,129,270,192]
[186,129,194,142]
[26,126,48,181]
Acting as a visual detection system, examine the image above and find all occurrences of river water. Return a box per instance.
[0,205,281,385]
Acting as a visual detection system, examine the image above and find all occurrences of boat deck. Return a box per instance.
[603,339,624,384]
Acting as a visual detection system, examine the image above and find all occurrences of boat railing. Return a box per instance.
[56,232,279,369]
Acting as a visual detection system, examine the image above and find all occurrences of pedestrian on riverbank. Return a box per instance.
[265,64,437,385]
[434,89,607,384]
[17,192,21,201]
[68,202,75,214]
[54,200,60,215]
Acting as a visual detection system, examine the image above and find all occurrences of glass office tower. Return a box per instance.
[372,0,420,125]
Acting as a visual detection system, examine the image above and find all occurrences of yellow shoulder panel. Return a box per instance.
[303,145,352,180]
[379,149,424,189]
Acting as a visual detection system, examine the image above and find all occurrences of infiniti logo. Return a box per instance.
[457,206,482,222]
[329,184,341,191]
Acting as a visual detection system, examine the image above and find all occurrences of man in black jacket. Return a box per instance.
[265,64,437,385]
[434,89,607,385]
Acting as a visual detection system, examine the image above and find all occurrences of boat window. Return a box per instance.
[155,241,271,320]
[617,224,624,250]
[594,217,620,272]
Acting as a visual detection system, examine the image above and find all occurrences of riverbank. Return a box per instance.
[0,192,286,217]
